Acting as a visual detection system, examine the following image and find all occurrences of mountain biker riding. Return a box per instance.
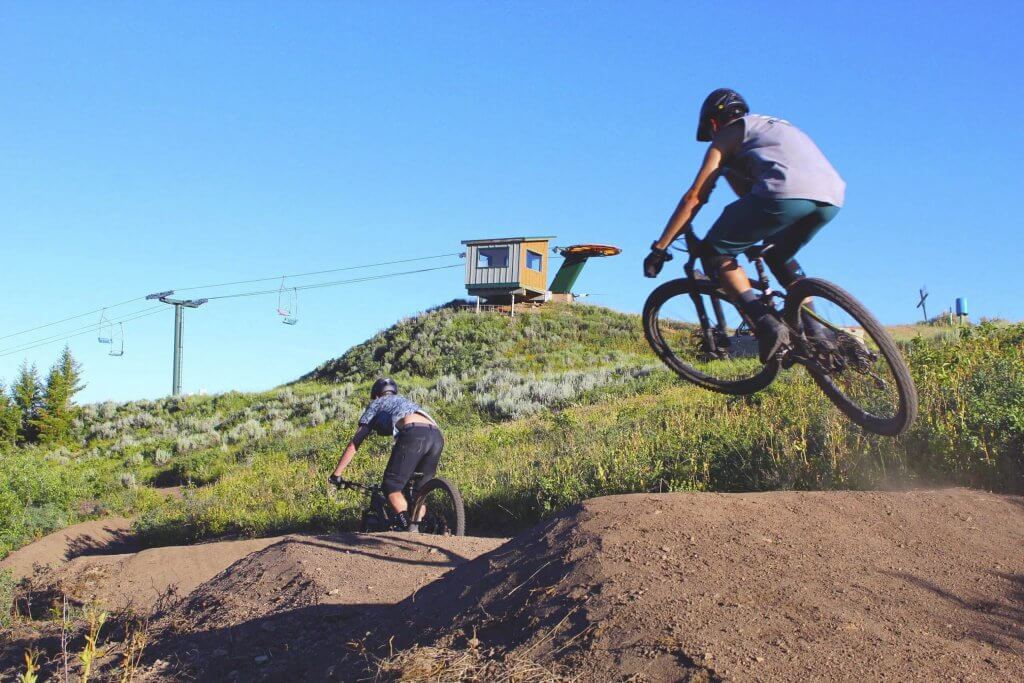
[644,88,846,363]
[328,378,444,531]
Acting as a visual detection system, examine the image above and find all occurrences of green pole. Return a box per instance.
[549,255,589,294]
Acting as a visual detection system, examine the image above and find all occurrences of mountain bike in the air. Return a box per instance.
[643,228,918,436]
[332,472,466,536]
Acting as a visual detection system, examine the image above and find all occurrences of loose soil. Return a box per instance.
[2,488,1021,682]
[363,488,1024,682]
[1,517,139,579]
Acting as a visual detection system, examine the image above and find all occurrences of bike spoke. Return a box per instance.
[796,299,901,421]
[655,288,765,383]
[414,486,458,536]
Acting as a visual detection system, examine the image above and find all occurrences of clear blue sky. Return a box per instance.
[2,2,1021,403]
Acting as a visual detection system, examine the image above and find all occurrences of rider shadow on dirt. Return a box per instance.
[884,570,1024,654]
[288,534,474,567]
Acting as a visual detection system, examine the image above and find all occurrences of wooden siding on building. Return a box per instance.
[463,237,552,298]
[518,240,548,292]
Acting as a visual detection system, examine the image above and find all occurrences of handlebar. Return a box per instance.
[330,477,375,493]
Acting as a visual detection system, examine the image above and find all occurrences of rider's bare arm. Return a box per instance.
[653,145,723,250]
[331,424,372,477]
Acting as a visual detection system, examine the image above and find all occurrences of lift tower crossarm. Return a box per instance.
[147,291,208,396]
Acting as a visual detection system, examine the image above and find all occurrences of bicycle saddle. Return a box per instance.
[743,243,775,261]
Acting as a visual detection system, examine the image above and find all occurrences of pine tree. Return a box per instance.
[0,382,20,447]
[12,361,42,444]
[57,345,85,398]
[34,347,85,446]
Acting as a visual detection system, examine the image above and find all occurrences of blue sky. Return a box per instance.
[2,1,1021,403]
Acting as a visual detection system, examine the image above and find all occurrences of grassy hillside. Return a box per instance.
[2,304,1022,557]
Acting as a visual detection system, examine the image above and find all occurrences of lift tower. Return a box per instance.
[147,291,208,396]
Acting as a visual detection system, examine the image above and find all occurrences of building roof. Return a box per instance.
[461,236,556,246]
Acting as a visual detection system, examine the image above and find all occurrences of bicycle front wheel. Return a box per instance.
[784,278,918,436]
[643,277,779,395]
[410,477,465,536]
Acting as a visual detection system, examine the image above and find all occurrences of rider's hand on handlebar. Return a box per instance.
[644,242,673,278]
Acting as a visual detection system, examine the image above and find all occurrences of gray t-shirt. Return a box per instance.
[358,394,430,436]
[717,114,846,207]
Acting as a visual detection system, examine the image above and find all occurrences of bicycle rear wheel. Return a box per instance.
[784,278,918,436]
[643,277,779,395]
[410,477,465,536]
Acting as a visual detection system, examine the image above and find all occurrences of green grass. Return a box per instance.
[2,304,1022,558]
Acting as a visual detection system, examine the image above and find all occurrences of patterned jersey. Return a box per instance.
[358,394,428,436]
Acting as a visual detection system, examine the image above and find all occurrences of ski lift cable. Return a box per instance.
[0,251,465,344]
[1,263,460,355]
[203,262,464,301]
[0,306,167,357]
[0,307,166,358]
[173,251,465,293]
[0,296,147,342]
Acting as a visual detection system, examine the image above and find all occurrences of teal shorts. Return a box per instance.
[704,194,840,265]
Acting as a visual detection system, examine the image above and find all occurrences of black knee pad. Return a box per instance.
[702,252,738,279]
[765,256,806,289]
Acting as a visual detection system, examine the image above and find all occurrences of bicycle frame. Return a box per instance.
[336,476,423,532]
[676,229,780,358]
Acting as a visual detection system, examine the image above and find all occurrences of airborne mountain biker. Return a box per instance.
[328,378,444,531]
[644,88,846,363]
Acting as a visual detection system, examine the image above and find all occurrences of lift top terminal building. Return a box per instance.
[462,236,621,305]
[461,236,554,304]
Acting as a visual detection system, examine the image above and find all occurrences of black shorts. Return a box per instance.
[382,424,444,494]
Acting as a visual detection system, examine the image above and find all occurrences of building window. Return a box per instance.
[477,247,509,268]
[526,250,543,271]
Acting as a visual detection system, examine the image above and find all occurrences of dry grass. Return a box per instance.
[375,644,576,683]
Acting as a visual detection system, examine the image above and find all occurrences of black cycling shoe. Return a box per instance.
[391,510,411,531]
[754,314,791,364]
[801,310,836,344]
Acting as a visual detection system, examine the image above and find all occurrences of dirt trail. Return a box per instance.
[370,488,1024,682]
[0,517,138,579]
[3,488,1022,682]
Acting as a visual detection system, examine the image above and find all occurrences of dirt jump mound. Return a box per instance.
[367,489,1024,682]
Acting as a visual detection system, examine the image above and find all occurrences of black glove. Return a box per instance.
[644,243,673,278]
[328,474,344,488]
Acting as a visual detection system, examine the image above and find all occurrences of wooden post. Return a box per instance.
[511,293,516,318]
[476,296,480,314]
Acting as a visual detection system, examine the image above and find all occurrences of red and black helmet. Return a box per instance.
[697,88,749,142]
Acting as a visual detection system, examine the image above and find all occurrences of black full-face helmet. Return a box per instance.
[370,377,398,399]
[697,88,749,142]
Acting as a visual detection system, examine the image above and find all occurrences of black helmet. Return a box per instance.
[697,88,749,142]
[370,377,398,399]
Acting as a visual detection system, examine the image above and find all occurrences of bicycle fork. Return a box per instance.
[684,260,730,356]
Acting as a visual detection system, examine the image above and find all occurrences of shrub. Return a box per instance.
[152,448,172,466]
[0,568,14,629]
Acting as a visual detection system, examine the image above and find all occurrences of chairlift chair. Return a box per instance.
[109,323,124,357]
[276,277,299,325]
[282,288,299,325]
[97,310,113,344]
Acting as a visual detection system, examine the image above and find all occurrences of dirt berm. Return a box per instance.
[4,488,1022,681]
[355,488,1024,682]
